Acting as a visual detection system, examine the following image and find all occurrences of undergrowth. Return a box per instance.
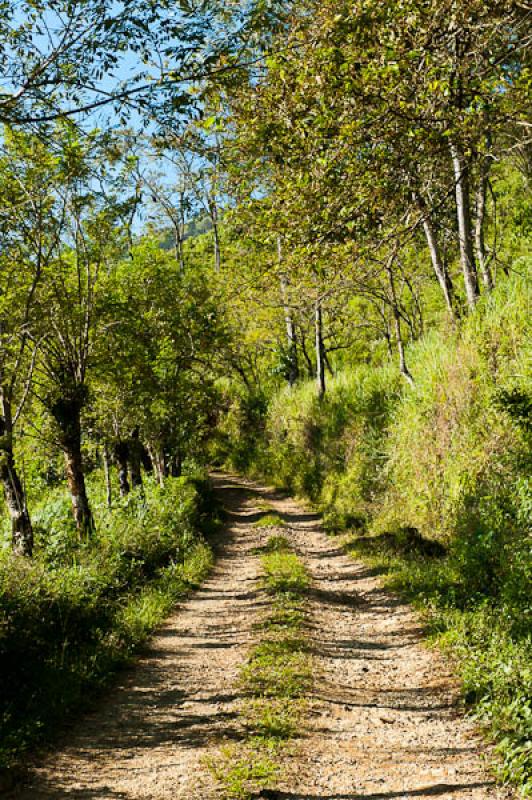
[0,475,217,772]
[254,513,286,529]
[209,531,311,799]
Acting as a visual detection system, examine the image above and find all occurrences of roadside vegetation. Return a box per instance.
[0,476,216,771]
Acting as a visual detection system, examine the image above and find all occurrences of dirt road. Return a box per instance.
[15,475,511,800]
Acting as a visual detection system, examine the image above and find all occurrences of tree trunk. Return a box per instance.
[475,139,494,292]
[141,444,153,474]
[0,451,33,556]
[62,423,94,537]
[214,229,221,272]
[114,440,131,497]
[210,198,221,272]
[147,444,164,486]
[176,189,187,273]
[162,449,170,479]
[315,300,326,399]
[298,326,314,378]
[383,317,393,357]
[324,350,335,377]
[450,142,480,310]
[174,222,185,274]
[386,263,414,386]
[393,306,414,386]
[103,444,112,509]
[50,390,94,536]
[170,451,182,477]
[0,432,32,555]
[278,239,299,386]
[0,391,33,555]
[128,427,143,490]
[414,193,458,319]
[376,300,394,357]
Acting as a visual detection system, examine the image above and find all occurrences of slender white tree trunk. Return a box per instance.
[386,262,414,386]
[278,238,299,386]
[210,197,221,272]
[414,193,457,319]
[103,445,112,509]
[450,142,480,310]
[474,140,494,292]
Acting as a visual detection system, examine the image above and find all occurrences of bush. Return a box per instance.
[264,365,398,508]
[213,386,268,473]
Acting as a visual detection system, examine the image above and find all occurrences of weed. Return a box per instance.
[260,602,306,632]
[243,697,303,739]
[262,550,309,595]
[207,742,280,800]
[261,534,290,552]
[241,640,311,699]
[254,514,286,529]
[251,534,291,556]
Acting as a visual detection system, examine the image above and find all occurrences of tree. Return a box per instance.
[0,128,68,554]
[0,1,221,129]
[29,130,127,536]
[229,0,530,322]
[98,239,224,487]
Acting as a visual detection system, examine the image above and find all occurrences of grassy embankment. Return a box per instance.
[222,270,532,794]
[0,475,218,773]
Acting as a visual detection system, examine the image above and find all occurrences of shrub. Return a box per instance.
[264,365,397,508]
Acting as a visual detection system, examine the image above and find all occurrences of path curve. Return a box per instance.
[13,475,512,800]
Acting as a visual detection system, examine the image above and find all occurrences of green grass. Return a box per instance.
[243,697,303,739]
[210,534,312,799]
[251,533,290,556]
[262,550,310,595]
[259,533,291,552]
[207,741,281,800]
[258,600,306,632]
[254,513,286,529]
[241,638,311,699]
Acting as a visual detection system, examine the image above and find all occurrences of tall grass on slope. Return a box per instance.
[266,365,399,515]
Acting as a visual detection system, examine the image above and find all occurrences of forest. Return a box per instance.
[0,1,530,798]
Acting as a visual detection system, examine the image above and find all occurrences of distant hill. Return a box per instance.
[158,215,213,251]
